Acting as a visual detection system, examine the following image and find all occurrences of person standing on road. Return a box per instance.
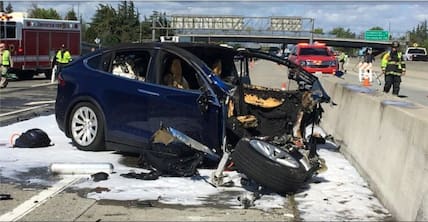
[53,44,72,81]
[0,43,13,88]
[381,41,406,96]
[364,48,375,64]
[338,51,347,73]
[361,48,375,74]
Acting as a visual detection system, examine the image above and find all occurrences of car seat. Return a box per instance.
[163,58,189,89]
[112,56,136,79]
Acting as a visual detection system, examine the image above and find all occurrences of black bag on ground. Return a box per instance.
[141,142,203,177]
[14,128,52,148]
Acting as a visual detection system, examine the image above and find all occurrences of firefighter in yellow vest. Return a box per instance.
[0,42,13,88]
[53,44,72,79]
[380,41,406,96]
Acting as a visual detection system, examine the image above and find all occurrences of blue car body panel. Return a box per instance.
[56,43,225,153]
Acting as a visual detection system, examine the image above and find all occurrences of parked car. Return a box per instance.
[55,42,332,193]
[404,47,428,61]
[288,42,338,74]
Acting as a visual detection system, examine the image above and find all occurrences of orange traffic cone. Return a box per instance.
[281,82,286,91]
[362,75,371,87]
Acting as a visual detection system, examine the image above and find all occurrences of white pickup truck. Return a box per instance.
[404,47,428,61]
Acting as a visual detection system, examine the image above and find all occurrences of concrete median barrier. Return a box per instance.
[318,76,428,221]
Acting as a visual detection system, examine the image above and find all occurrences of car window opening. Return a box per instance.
[111,52,150,81]
[162,56,201,90]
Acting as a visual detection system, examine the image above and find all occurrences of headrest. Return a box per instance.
[170,59,182,76]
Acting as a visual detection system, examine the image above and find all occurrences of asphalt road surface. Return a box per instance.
[0,74,56,126]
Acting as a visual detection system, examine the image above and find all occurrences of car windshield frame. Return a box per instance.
[299,47,330,56]
[407,48,426,54]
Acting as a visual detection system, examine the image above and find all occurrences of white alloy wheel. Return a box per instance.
[71,106,99,147]
[249,140,300,169]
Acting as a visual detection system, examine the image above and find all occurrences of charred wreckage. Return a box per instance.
[54,43,338,196]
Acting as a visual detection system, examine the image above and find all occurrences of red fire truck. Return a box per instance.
[1,12,80,80]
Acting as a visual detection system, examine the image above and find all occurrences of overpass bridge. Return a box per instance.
[176,33,392,50]
[156,14,396,53]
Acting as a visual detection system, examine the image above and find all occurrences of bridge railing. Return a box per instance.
[156,15,406,42]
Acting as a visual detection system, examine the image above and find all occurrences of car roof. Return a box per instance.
[92,42,238,57]
[90,42,212,67]
[296,43,327,48]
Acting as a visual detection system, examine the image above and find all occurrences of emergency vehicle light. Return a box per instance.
[0,14,12,21]
[313,42,326,46]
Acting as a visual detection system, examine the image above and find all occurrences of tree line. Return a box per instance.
[1,1,427,49]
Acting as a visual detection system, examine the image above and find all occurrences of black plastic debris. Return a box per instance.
[237,192,260,209]
[13,128,52,148]
[91,187,110,193]
[0,194,13,200]
[91,172,109,182]
[120,170,160,180]
[137,127,205,177]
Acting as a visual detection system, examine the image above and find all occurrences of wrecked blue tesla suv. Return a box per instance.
[55,42,332,194]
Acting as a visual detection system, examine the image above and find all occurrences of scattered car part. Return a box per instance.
[140,126,216,177]
[120,170,160,180]
[232,138,315,194]
[166,127,220,160]
[237,191,260,209]
[49,162,114,175]
[212,149,233,187]
[91,172,109,182]
[0,194,12,200]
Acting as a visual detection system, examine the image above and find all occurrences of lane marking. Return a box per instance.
[31,82,56,87]
[0,176,81,221]
[0,104,50,117]
[24,100,56,106]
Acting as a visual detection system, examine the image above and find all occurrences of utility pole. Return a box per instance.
[139,15,142,43]
[140,21,142,43]
[310,18,315,44]
[152,11,158,41]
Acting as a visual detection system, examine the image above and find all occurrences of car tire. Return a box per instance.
[232,138,308,194]
[69,102,106,151]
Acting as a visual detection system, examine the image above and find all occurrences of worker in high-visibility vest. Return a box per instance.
[0,42,13,88]
[52,44,72,81]
[338,51,347,72]
[380,41,406,96]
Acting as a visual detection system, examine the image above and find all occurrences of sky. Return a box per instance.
[0,115,391,220]
[6,0,428,37]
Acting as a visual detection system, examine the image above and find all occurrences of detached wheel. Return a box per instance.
[69,102,105,151]
[232,138,308,194]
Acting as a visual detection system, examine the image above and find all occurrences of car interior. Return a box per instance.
[160,54,201,90]
[110,51,151,81]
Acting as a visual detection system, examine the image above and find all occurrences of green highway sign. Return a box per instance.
[365,30,389,41]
